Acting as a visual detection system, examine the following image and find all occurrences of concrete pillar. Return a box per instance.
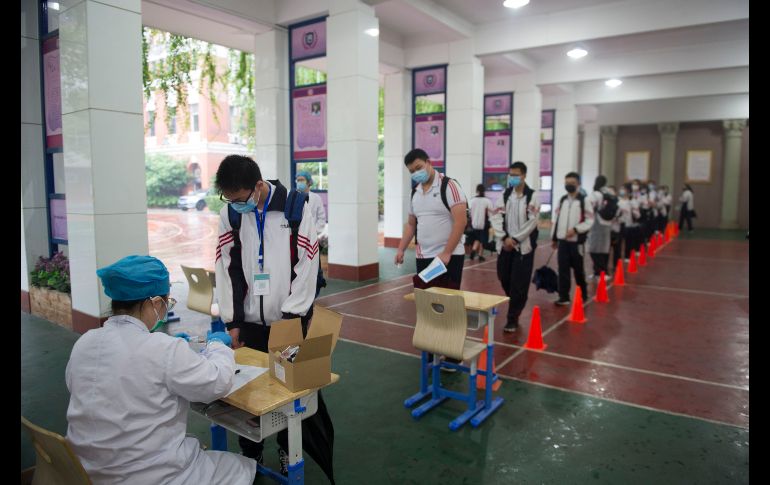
[254,30,290,183]
[600,125,618,186]
[383,70,412,248]
[720,119,747,229]
[657,122,679,190]
[552,93,579,201]
[512,78,542,189]
[21,0,50,312]
[581,122,600,189]
[446,39,484,199]
[60,0,149,332]
[326,0,379,280]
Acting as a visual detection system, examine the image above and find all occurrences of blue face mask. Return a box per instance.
[507,175,521,188]
[411,169,429,184]
[296,182,308,192]
[231,189,259,214]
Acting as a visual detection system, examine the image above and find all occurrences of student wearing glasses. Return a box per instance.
[64,255,254,484]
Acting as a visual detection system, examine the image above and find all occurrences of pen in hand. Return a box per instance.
[235,369,241,375]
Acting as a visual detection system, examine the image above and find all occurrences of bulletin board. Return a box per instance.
[625,151,650,181]
[685,150,712,184]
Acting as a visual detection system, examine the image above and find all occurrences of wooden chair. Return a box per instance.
[21,416,91,485]
[406,289,487,430]
[181,265,215,315]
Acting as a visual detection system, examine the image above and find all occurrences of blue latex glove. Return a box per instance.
[207,330,232,347]
[174,332,191,341]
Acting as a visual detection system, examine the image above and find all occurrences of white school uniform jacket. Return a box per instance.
[551,192,595,242]
[679,190,694,211]
[307,190,327,236]
[216,180,319,328]
[469,196,493,230]
[491,186,540,255]
[65,315,256,485]
[618,198,640,227]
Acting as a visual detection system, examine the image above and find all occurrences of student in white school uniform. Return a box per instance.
[606,186,624,272]
[295,170,327,236]
[618,183,641,261]
[468,183,493,262]
[586,175,613,280]
[678,184,696,232]
[551,172,595,306]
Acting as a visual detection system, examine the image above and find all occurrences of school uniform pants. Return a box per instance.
[610,230,623,270]
[496,248,535,325]
[590,252,610,277]
[679,203,693,231]
[623,225,641,259]
[557,240,588,302]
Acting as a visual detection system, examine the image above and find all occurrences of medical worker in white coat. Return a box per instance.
[65,255,256,485]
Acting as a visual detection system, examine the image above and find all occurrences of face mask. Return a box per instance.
[619,190,627,197]
[296,182,307,192]
[231,187,260,213]
[148,298,169,333]
[565,184,577,194]
[411,168,429,184]
[508,175,521,188]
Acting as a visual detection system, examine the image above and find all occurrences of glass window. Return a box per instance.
[295,162,328,191]
[190,104,199,132]
[294,62,327,88]
[415,94,445,115]
[148,110,156,136]
[485,115,511,131]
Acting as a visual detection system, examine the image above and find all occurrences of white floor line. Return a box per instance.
[495,374,749,430]
[326,283,414,309]
[316,274,413,302]
[654,255,748,264]
[339,312,415,330]
[464,267,498,273]
[338,337,419,359]
[625,283,748,299]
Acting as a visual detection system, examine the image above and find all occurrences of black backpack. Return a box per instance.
[411,175,466,242]
[227,180,327,297]
[553,193,587,244]
[502,185,539,249]
[598,192,619,221]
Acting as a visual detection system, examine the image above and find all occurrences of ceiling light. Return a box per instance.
[567,48,587,59]
[503,0,530,9]
[605,79,622,88]
[365,28,379,37]
[49,1,60,10]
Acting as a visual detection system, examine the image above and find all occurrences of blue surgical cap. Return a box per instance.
[296,170,313,187]
[96,255,170,301]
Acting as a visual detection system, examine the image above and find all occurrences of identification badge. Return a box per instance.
[253,273,271,296]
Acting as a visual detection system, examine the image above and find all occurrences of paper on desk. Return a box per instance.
[418,257,447,283]
[225,364,268,397]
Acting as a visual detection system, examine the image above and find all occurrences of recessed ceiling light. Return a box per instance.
[365,28,379,37]
[567,48,588,59]
[49,1,60,10]
[605,79,622,88]
[503,0,530,9]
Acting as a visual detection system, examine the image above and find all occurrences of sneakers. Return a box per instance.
[586,274,596,281]
[479,255,486,262]
[469,250,477,260]
[278,448,289,476]
[554,298,571,306]
[606,274,613,282]
[503,320,518,333]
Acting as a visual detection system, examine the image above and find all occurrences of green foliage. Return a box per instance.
[227,49,256,150]
[295,65,327,87]
[415,96,445,114]
[205,194,225,214]
[30,252,71,293]
[145,153,190,207]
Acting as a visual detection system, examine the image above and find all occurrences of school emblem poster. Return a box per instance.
[42,36,62,150]
[414,114,444,166]
[484,95,511,116]
[414,68,446,95]
[293,86,327,160]
[484,132,510,171]
[291,21,326,60]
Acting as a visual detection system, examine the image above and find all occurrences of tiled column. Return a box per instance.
[383,70,412,248]
[326,0,380,280]
[552,93,578,201]
[512,77,542,189]
[657,122,679,190]
[720,119,747,229]
[254,30,290,183]
[21,0,49,312]
[600,125,618,186]
[60,0,148,333]
[581,122,600,189]
[446,39,484,198]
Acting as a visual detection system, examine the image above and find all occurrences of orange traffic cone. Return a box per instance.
[649,237,656,258]
[664,226,671,243]
[523,306,547,351]
[568,286,587,323]
[639,244,647,266]
[594,271,609,303]
[477,326,501,391]
[614,258,626,286]
[657,233,664,248]
[628,250,638,273]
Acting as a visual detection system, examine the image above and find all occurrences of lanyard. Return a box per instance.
[253,184,272,272]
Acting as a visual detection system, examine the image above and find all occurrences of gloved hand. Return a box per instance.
[174,332,191,341]
[207,330,232,347]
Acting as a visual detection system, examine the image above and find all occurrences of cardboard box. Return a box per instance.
[268,306,342,392]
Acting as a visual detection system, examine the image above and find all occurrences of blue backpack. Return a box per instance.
[227,180,327,297]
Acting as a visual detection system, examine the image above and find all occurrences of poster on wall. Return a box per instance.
[541,110,555,128]
[414,114,444,166]
[685,150,712,183]
[42,36,62,150]
[293,86,327,160]
[50,198,67,241]
[485,95,511,116]
[414,67,447,95]
[291,20,326,60]
[483,132,510,171]
[625,151,650,181]
[539,144,553,172]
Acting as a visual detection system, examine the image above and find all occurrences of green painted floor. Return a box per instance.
[21,310,748,483]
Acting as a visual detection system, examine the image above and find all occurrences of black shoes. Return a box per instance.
[503,320,518,332]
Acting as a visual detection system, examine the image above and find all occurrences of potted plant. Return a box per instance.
[29,252,72,329]
[318,232,329,273]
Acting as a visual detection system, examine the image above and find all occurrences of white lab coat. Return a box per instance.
[65,315,256,485]
[307,190,327,236]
